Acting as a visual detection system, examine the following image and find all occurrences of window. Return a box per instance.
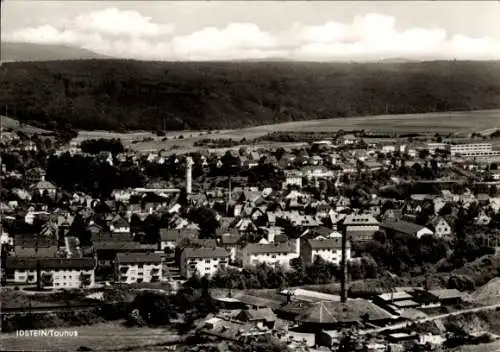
[138,264,144,269]
[205,259,211,263]
[272,255,276,259]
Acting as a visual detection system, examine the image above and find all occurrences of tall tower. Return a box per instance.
[186,156,194,194]
[340,228,348,303]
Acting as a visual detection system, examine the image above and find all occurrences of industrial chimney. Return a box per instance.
[185,156,194,194]
[340,229,348,303]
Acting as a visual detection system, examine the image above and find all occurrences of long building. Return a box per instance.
[450,143,492,156]
[5,257,96,289]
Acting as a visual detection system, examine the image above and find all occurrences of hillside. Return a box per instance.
[0,60,499,131]
[0,42,108,62]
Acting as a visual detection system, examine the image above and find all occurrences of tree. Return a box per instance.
[131,291,172,325]
[188,207,220,238]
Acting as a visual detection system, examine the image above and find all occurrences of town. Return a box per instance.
[2,122,500,352]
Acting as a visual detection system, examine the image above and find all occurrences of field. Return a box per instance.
[0,115,48,133]
[0,322,180,352]
[73,109,500,154]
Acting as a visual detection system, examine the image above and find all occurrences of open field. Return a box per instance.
[0,115,48,134]
[73,109,500,154]
[0,322,180,352]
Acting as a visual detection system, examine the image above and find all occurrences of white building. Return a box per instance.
[343,214,380,243]
[109,216,130,233]
[115,252,163,284]
[283,171,303,189]
[450,143,492,156]
[300,166,335,180]
[430,217,453,238]
[5,258,96,289]
[240,240,300,269]
[180,247,230,278]
[381,221,434,239]
[300,237,350,265]
[427,143,449,154]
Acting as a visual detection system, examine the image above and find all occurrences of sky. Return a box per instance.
[2,1,500,61]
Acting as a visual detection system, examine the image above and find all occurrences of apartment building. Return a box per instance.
[450,143,492,156]
[283,171,303,189]
[115,252,162,284]
[5,257,96,289]
[300,237,351,265]
[180,247,230,279]
[342,214,380,243]
[240,240,300,269]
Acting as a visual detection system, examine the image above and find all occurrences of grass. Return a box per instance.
[71,109,500,154]
[0,322,180,352]
[0,115,48,133]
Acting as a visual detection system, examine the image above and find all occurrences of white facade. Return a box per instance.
[117,262,162,284]
[283,171,303,189]
[180,248,230,278]
[450,143,492,156]
[415,227,435,239]
[311,247,349,265]
[11,267,95,289]
[240,239,300,269]
[432,218,452,238]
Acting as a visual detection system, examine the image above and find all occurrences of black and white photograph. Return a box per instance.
[1,1,500,351]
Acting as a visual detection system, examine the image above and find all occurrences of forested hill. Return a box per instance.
[1,59,500,131]
[1,42,108,62]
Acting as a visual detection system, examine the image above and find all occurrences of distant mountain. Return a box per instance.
[1,59,499,131]
[1,42,109,62]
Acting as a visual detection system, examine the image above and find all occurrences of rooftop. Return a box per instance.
[6,257,95,270]
[116,252,162,264]
[182,247,229,259]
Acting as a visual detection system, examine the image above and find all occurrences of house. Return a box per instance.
[31,178,57,197]
[115,253,163,284]
[158,228,197,252]
[283,171,303,189]
[14,235,58,258]
[180,247,230,278]
[428,289,464,306]
[381,221,434,239]
[93,241,157,267]
[234,308,276,328]
[5,257,96,289]
[429,216,453,238]
[240,241,299,269]
[342,214,380,243]
[109,215,130,233]
[300,237,350,265]
[220,232,241,261]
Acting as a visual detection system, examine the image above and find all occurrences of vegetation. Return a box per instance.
[1,60,500,131]
[80,138,125,155]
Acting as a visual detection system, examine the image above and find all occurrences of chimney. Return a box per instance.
[340,229,348,303]
[185,157,193,194]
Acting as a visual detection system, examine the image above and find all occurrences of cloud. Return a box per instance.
[4,8,500,61]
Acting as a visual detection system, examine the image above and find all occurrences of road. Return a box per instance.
[362,303,500,335]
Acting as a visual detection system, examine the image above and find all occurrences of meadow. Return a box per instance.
[84,109,500,154]
[0,322,180,352]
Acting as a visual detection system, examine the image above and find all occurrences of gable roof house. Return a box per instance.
[381,221,434,239]
[342,214,380,243]
[428,216,453,239]
[109,215,130,233]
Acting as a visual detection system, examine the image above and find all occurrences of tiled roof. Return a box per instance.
[116,252,162,264]
[94,241,155,251]
[6,257,95,270]
[308,238,344,250]
[245,242,293,254]
[381,221,427,235]
[182,247,229,259]
[280,299,395,323]
[343,214,379,225]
